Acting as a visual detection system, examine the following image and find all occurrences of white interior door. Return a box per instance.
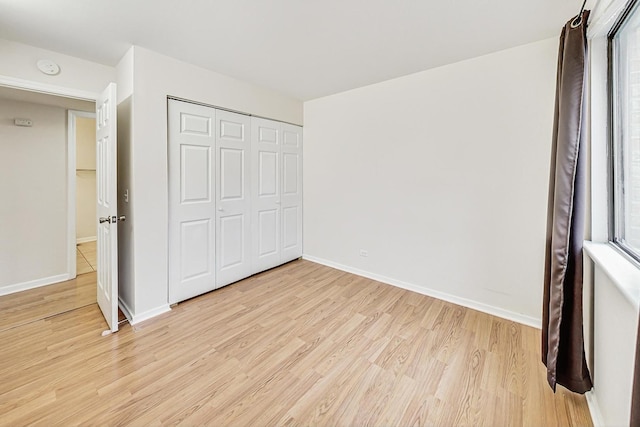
[168,100,216,304]
[251,117,281,273]
[280,123,303,263]
[96,82,119,332]
[215,110,252,286]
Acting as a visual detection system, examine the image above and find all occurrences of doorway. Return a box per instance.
[71,111,98,278]
[0,86,98,331]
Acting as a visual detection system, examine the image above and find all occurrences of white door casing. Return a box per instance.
[215,110,252,287]
[96,82,119,332]
[251,117,281,273]
[168,100,216,304]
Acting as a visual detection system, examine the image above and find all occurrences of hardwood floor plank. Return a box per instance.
[0,259,592,426]
[375,373,417,426]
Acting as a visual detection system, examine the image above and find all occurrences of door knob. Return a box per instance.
[99,216,125,224]
[218,207,223,211]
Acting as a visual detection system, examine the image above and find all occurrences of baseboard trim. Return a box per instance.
[302,254,541,329]
[76,236,97,244]
[585,391,604,427]
[121,303,172,325]
[0,273,71,296]
[118,297,135,324]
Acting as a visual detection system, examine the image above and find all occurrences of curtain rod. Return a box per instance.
[571,0,588,28]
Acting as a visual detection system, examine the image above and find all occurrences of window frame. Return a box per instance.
[607,0,640,264]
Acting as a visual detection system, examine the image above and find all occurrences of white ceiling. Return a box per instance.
[0,0,584,100]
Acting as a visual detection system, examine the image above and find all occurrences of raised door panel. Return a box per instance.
[282,152,300,196]
[168,100,216,304]
[180,219,212,280]
[258,151,278,197]
[216,110,251,287]
[219,214,244,268]
[181,145,211,203]
[251,117,281,273]
[257,209,279,258]
[220,148,244,200]
[280,123,303,263]
[282,206,299,251]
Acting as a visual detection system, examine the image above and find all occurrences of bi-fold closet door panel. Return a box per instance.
[168,101,216,304]
[251,118,303,273]
[280,123,303,264]
[215,110,252,287]
[251,118,281,272]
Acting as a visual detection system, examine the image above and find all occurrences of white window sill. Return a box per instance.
[584,241,640,311]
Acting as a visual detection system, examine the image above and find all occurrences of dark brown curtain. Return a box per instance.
[541,10,592,394]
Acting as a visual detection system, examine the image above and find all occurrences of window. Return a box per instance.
[610,0,640,262]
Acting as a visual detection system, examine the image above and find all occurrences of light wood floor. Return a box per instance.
[0,272,96,332]
[0,241,98,332]
[77,241,97,275]
[0,260,592,426]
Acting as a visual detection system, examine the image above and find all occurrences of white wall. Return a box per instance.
[303,38,558,325]
[116,47,135,315]
[592,266,637,426]
[76,116,96,168]
[76,116,96,242]
[125,46,303,321]
[0,39,115,95]
[0,98,67,292]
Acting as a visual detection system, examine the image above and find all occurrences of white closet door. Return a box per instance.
[215,110,252,287]
[280,123,303,263]
[168,100,216,304]
[251,117,281,273]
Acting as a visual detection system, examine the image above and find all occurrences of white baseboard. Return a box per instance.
[118,297,135,324]
[302,254,542,329]
[76,236,97,244]
[119,298,171,326]
[0,273,72,296]
[585,391,604,427]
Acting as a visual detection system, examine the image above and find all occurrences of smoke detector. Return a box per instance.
[36,59,60,76]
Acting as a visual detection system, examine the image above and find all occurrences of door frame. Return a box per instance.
[0,75,99,281]
[0,76,98,102]
[67,109,97,278]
